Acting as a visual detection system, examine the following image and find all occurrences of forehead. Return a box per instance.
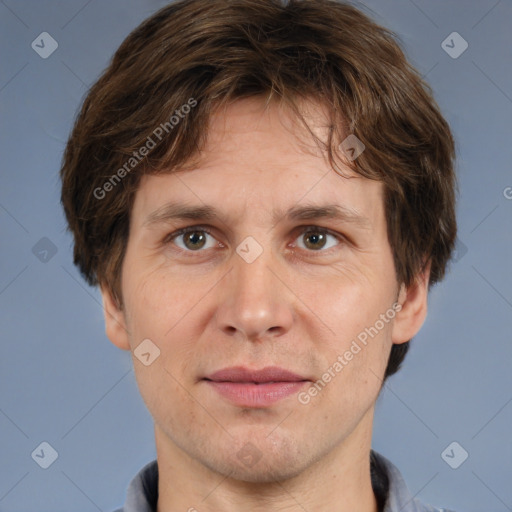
[192,96,338,172]
[132,97,384,227]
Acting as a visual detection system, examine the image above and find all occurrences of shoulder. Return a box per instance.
[371,450,457,512]
[111,459,158,512]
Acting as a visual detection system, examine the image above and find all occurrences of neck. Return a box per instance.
[155,408,379,512]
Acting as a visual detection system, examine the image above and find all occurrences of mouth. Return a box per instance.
[202,366,311,407]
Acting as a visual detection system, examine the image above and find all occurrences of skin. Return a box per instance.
[101,97,430,512]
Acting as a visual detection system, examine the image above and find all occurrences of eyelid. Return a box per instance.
[162,224,218,245]
[162,224,347,253]
[289,225,347,252]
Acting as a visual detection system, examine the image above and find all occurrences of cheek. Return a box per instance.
[306,264,395,332]
[124,263,200,336]
[126,267,219,370]
[304,270,397,386]
[303,322,393,425]
[133,358,202,438]
[123,275,202,422]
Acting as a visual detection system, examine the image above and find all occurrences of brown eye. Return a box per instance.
[294,228,341,252]
[182,231,207,250]
[168,227,217,252]
[303,231,327,250]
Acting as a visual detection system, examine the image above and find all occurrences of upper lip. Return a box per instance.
[204,366,310,383]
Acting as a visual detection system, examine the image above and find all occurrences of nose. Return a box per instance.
[214,245,294,342]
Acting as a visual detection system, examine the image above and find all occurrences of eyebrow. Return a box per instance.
[143,201,371,229]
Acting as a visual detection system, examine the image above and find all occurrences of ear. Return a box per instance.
[99,284,131,351]
[391,261,431,345]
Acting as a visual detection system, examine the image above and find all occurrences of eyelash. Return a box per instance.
[163,225,346,255]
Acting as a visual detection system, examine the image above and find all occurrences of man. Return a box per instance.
[60,0,457,510]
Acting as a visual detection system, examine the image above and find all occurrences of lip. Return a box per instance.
[203,366,310,407]
[205,366,308,383]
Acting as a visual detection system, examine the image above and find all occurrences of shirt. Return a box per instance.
[113,449,455,512]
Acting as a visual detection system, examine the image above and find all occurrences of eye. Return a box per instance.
[293,227,342,251]
[166,227,219,252]
[164,225,344,254]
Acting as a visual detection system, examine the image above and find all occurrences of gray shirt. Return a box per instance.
[113,450,455,512]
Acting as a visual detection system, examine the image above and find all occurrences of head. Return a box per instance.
[60,0,456,482]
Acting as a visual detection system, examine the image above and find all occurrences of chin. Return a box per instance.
[210,455,307,484]
[201,435,314,484]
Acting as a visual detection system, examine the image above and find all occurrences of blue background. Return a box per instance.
[1,1,511,511]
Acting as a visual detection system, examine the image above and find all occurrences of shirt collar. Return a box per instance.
[116,449,449,512]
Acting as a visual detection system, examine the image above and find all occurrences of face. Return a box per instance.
[102,97,428,483]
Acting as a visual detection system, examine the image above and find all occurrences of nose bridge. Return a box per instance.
[215,236,293,340]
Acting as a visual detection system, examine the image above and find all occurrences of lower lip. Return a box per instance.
[205,381,308,407]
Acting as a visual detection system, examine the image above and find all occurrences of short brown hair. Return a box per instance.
[60,0,457,380]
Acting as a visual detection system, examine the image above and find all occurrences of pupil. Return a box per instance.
[306,232,325,249]
[186,231,205,249]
